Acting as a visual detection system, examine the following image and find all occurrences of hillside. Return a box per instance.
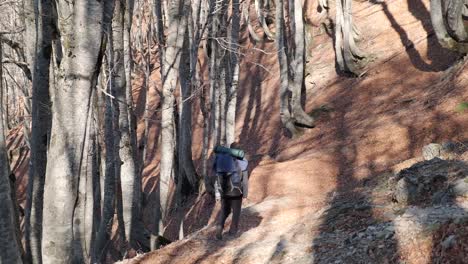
[7,0,468,263]
[123,0,468,263]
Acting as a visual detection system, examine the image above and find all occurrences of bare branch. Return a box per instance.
[2,59,31,80]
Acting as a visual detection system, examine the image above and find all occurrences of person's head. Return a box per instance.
[230,142,240,149]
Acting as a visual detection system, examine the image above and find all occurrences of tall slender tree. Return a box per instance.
[24,0,54,262]
[225,0,241,146]
[111,0,139,249]
[0,37,23,264]
[157,0,189,249]
[41,1,114,263]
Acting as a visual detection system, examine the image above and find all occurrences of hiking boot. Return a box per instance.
[215,226,223,240]
[228,228,238,236]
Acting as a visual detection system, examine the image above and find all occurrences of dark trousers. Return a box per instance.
[218,196,242,233]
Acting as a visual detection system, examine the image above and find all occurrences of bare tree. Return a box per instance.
[41,0,114,262]
[430,0,468,53]
[24,0,54,262]
[0,37,23,264]
[334,0,365,75]
[94,22,119,264]
[111,0,139,250]
[255,0,275,40]
[274,0,314,137]
[225,0,241,146]
[156,0,189,249]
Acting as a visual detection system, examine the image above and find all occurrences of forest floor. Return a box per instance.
[7,0,468,263]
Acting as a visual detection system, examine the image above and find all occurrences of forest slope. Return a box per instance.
[7,0,468,263]
[120,0,468,262]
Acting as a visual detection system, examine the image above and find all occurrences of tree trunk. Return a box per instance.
[334,0,365,75]
[430,0,468,53]
[150,0,165,251]
[219,56,227,146]
[178,29,198,194]
[25,0,54,262]
[255,0,275,40]
[226,0,240,145]
[123,0,141,244]
[72,91,98,263]
[42,1,112,263]
[0,36,23,264]
[288,0,314,128]
[112,0,138,249]
[94,18,118,262]
[159,0,189,241]
[275,0,298,136]
[22,0,36,144]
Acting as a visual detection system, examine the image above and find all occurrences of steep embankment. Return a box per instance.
[8,0,468,263]
[116,0,468,263]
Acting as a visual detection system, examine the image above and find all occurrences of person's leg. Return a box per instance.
[216,198,232,239]
[229,197,243,235]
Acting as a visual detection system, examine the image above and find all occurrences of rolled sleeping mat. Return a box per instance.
[214,145,245,159]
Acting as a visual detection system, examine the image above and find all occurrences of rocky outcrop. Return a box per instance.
[392,142,468,207]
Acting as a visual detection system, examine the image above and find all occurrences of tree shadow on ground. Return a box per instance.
[156,208,262,264]
[373,0,459,72]
[311,81,401,263]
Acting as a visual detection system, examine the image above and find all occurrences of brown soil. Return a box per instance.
[7,0,468,263]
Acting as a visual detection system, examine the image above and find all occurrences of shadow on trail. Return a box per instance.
[311,79,401,263]
[374,0,459,72]
[395,158,468,263]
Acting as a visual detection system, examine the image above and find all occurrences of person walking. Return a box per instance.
[212,142,249,240]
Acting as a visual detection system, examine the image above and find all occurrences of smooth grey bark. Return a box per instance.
[200,84,210,192]
[274,0,300,136]
[94,16,118,263]
[41,0,111,263]
[0,38,23,264]
[225,0,241,146]
[430,0,468,53]
[219,56,227,146]
[288,0,314,128]
[123,0,142,247]
[334,0,365,75]
[209,0,228,147]
[178,29,198,196]
[19,0,35,147]
[23,0,36,69]
[255,0,275,40]
[72,91,97,263]
[150,0,165,251]
[445,0,467,41]
[25,0,54,263]
[158,0,189,246]
[112,0,138,249]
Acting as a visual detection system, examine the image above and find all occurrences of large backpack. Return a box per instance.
[215,153,243,198]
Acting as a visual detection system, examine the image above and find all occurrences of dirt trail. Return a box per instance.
[116,0,468,262]
[7,0,468,263]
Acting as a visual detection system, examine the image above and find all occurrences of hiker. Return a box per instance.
[212,142,249,240]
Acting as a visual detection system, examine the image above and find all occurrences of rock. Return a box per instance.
[394,178,417,205]
[392,158,468,206]
[423,143,442,160]
[453,178,468,197]
[431,190,452,204]
[422,142,467,161]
